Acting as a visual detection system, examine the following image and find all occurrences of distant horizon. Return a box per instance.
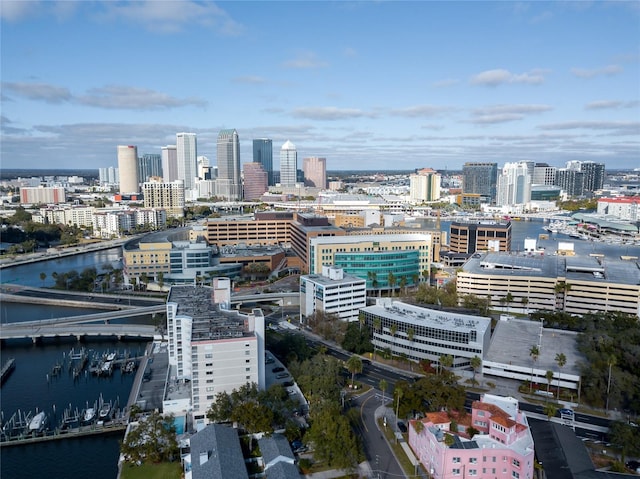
[2,2,638,170]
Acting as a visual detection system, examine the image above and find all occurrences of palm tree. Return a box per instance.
[411,273,420,290]
[399,276,407,297]
[529,345,540,393]
[422,269,430,286]
[372,318,381,360]
[387,272,396,297]
[440,354,454,375]
[39,272,46,287]
[504,292,514,312]
[346,355,363,388]
[379,379,388,404]
[555,352,566,400]
[545,370,554,397]
[390,324,398,363]
[521,297,529,314]
[554,282,572,310]
[470,355,482,386]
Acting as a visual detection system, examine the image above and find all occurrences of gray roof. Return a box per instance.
[264,461,302,479]
[258,434,295,466]
[190,424,248,479]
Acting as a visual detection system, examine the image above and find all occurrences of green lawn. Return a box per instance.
[119,462,182,479]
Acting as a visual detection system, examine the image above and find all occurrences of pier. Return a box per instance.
[0,421,127,447]
[0,358,16,385]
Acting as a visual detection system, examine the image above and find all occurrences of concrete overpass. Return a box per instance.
[231,292,299,308]
[0,323,156,342]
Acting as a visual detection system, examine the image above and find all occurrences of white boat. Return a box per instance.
[98,402,112,420]
[28,411,46,432]
[83,407,96,423]
[105,352,116,362]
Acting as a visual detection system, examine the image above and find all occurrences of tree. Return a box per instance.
[39,272,46,287]
[545,370,554,397]
[440,354,454,375]
[411,273,420,290]
[504,292,514,312]
[387,272,396,296]
[346,355,363,388]
[399,276,407,296]
[529,345,540,393]
[306,402,361,469]
[555,352,566,400]
[470,356,482,386]
[543,403,558,421]
[379,379,388,404]
[609,420,640,463]
[119,411,178,465]
[521,297,529,313]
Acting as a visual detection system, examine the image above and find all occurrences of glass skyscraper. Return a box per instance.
[462,162,498,203]
[253,139,273,186]
[176,133,197,190]
[279,140,297,187]
[217,129,241,200]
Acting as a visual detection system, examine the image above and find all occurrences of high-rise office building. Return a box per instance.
[496,161,531,206]
[581,162,605,193]
[117,145,139,194]
[279,140,297,187]
[216,129,241,200]
[176,133,197,190]
[462,162,498,203]
[162,145,178,182]
[555,169,585,197]
[303,157,327,189]
[138,153,162,182]
[410,168,441,203]
[253,139,273,186]
[197,156,210,180]
[532,163,556,185]
[243,162,268,201]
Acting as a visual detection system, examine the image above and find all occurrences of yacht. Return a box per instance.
[28,411,46,433]
[98,402,112,420]
[83,407,96,423]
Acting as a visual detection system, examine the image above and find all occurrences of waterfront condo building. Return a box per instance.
[217,129,242,200]
[462,162,498,203]
[449,221,512,254]
[166,283,265,426]
[117,145,139,195]
[303,157,327,189]
[253,138,274,186]
[408,394,534,479]
[309,233,431,293]
[279,140,297,187]
[142,179,185,218]
[176,133,197,190]
[496,162,531,207]
[300,266,367,323]
[361,298,491,367]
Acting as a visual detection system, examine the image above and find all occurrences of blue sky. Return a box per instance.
[1,1,639,171]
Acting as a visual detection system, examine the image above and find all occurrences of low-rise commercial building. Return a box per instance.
[361,299,491,368]
[449,221,512,254]
[300,266,367,323]
[408,394,534,479]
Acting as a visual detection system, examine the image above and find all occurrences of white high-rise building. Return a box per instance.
[176,133,197,190]
[117,145,139,194]
[409,168,441,203]
[496,161,531,207]
[162,145,178,182]
[280,140,297,187]
[216,129,241,200]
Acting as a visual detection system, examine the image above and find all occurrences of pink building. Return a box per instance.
[408,394,534,479]
[243,162,268,201]
[303,157,326,189]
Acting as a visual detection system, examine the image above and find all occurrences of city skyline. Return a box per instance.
[1,1,639,170]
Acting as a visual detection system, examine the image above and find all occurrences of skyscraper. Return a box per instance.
[138,153,162,182]
[496,161,531,206]
[532,163,556,185]
[117,145,139,194]
[176,133,197,190]
[253,139,273,186]
[217,129,241,200]
[555,169,585,197]
[303,157,327,189]
[462,162,498,203]
[243,162,268,201]
[410,168,441,203]
[581,162,605,193]
[280,140,297,187]
[162,145,178,182]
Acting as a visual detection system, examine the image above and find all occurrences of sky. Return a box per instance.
[1,1,639,172]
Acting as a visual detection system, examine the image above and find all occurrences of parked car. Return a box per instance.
[276,372,289,379]
[272,366,284,373]
[397,421,407,433]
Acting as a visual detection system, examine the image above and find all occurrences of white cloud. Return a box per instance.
[585,100,640,110]
[470,68,546,86]
[77,85,208,110]
[0,0,42,21]
[98,1,243,35]
[539,120,640,135]
[283,51,329,69]
[232,76,267,84]
[571,64,623,78]
[291,107,374,120]
[2,81,72,103]
[473,104,553,116]
[390,105,452,117]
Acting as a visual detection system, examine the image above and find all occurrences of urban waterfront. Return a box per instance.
[0,221,636,478]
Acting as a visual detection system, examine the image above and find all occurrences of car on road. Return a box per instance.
[558,408,574,416]
[397,421,407,433]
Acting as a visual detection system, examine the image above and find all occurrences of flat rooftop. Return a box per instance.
[303,272,365,286]
[485,317,582,376]
[168,286,250,341]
